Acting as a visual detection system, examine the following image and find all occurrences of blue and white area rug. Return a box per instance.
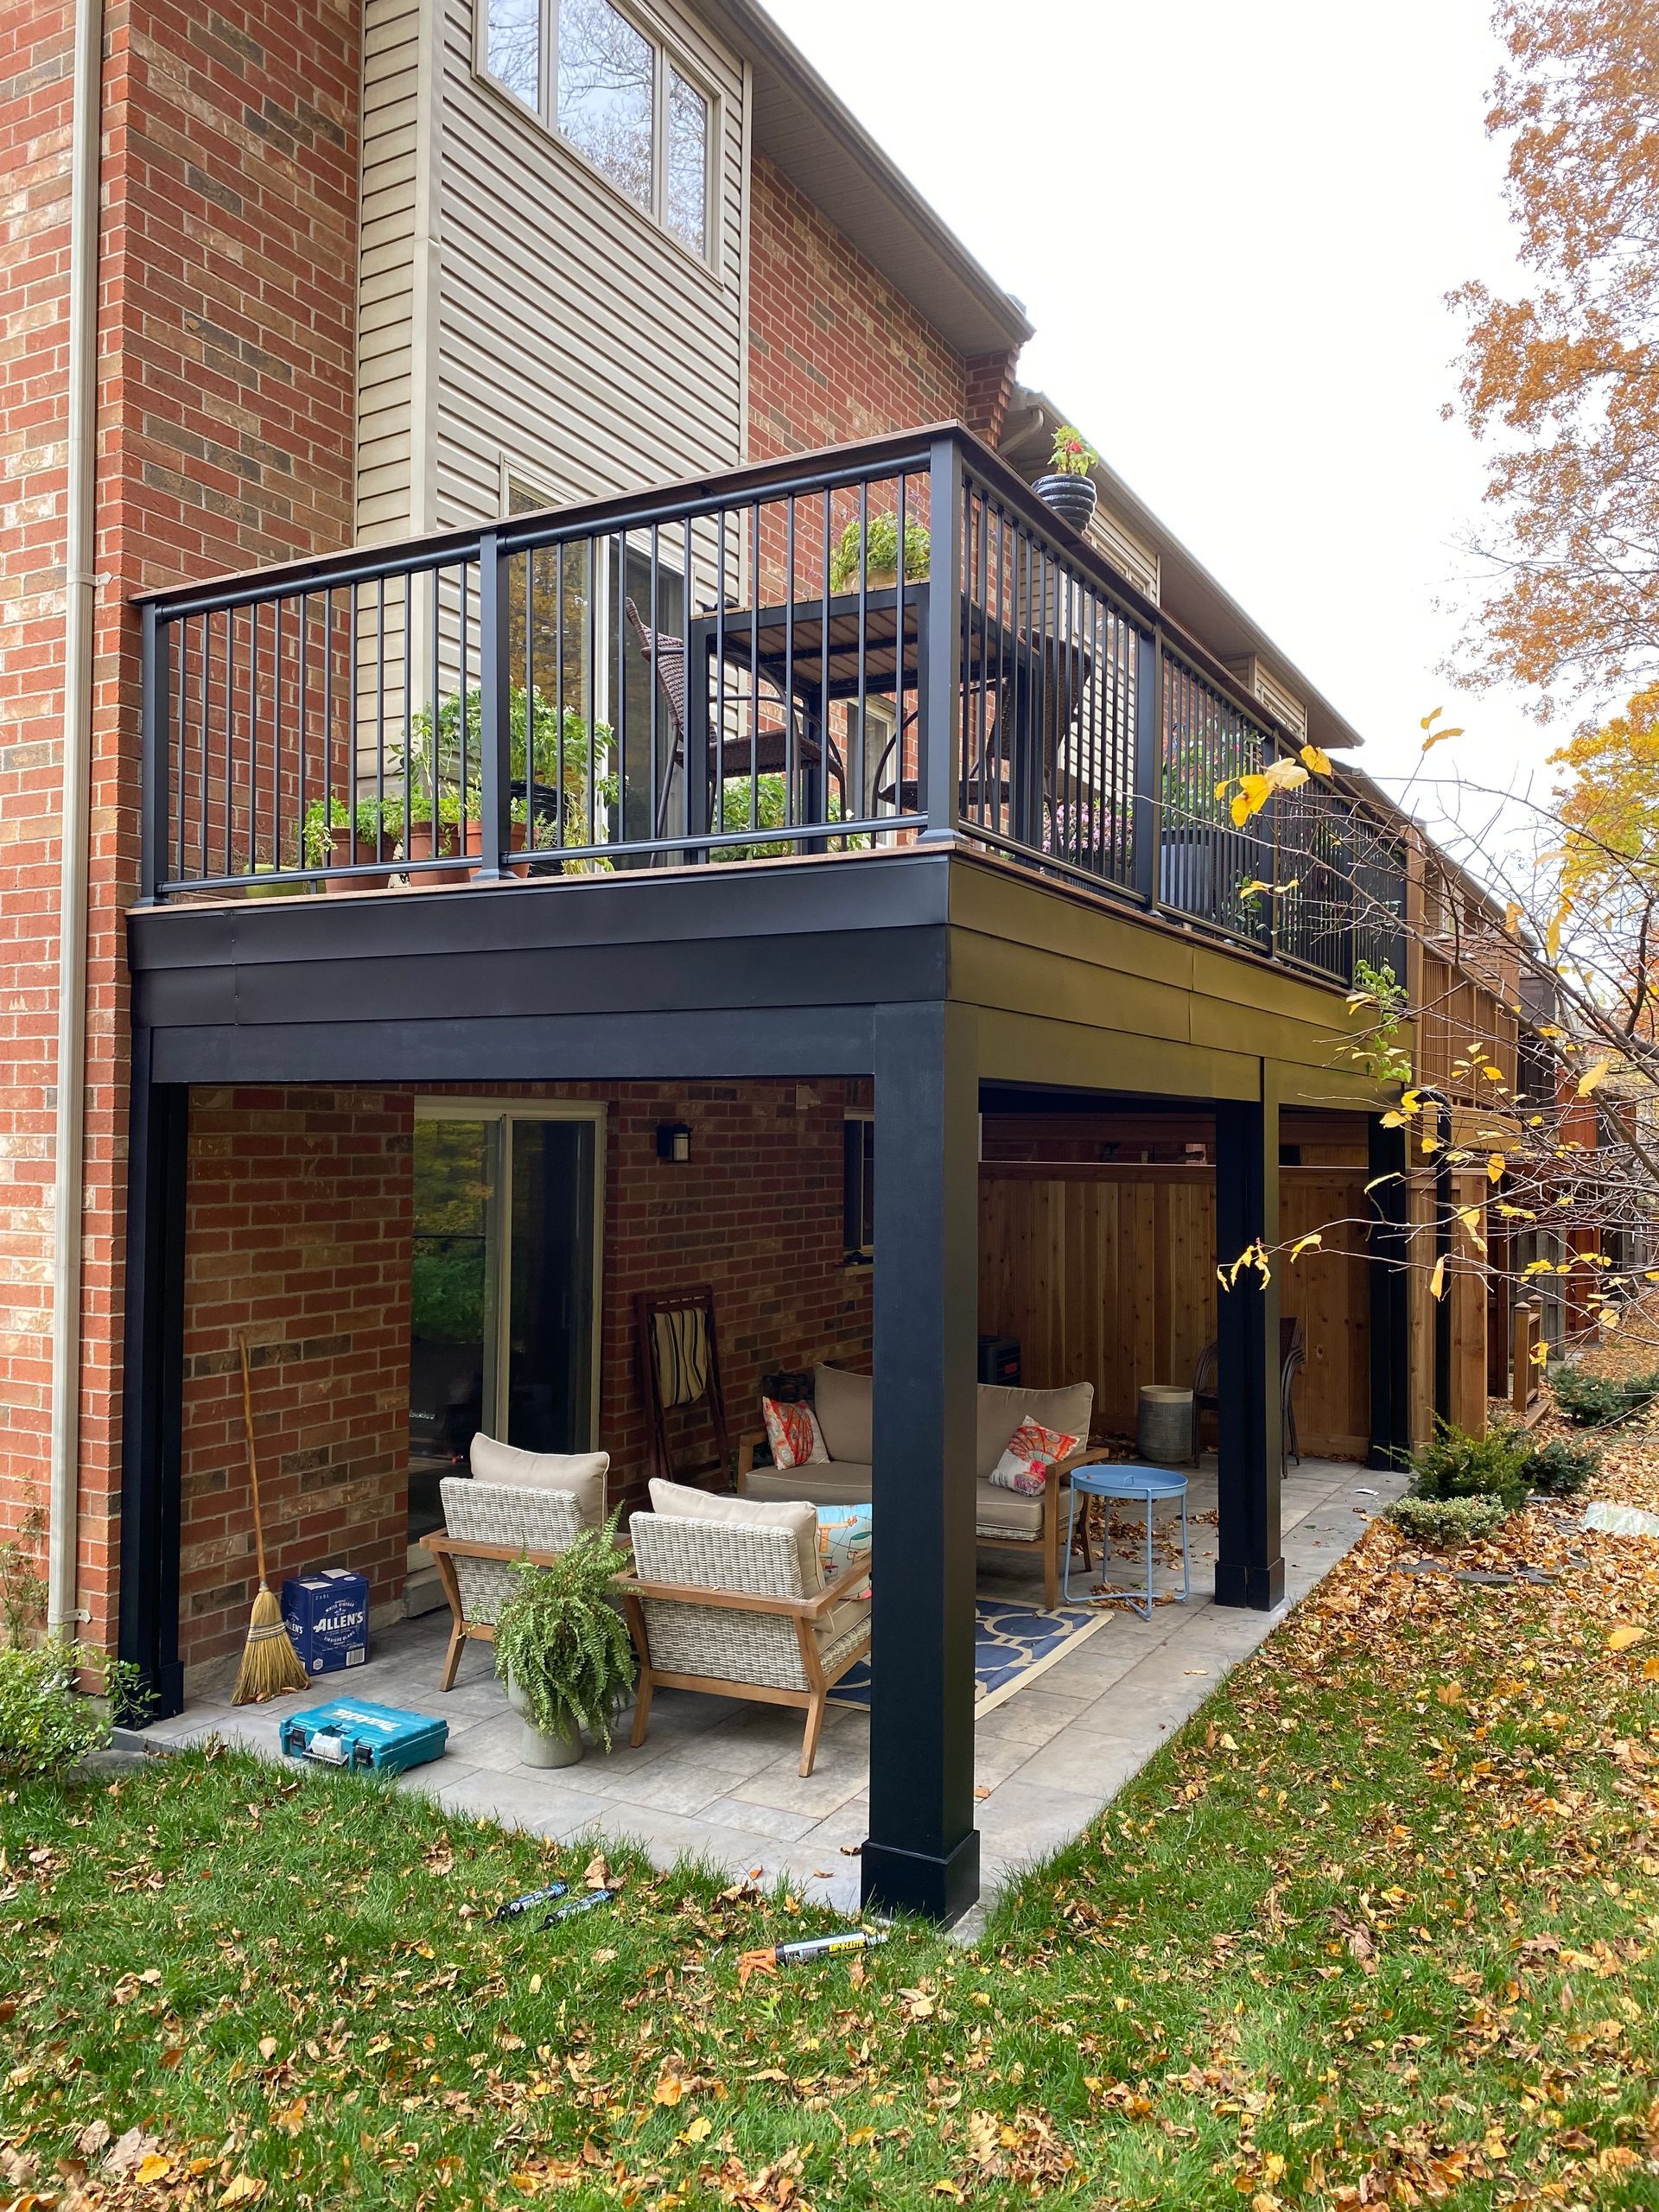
[830,1598,1109,1716]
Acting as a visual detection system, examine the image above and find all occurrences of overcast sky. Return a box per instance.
[765,0,1550,821]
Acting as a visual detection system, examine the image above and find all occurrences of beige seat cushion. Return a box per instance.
[646,1478,823,1595]
[973,1474,1054,1539]
[815,1593,872,1649]
[743,1461,873,1510]
[469,1433,610,1529]
[975,1381,1094,1477]
[812,1364,873,1465]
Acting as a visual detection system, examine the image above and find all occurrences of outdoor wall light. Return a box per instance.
[656,1122,692,1164]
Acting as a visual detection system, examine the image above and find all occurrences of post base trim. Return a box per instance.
[860,1827,980,1924]
[1214,1557,1285,1611]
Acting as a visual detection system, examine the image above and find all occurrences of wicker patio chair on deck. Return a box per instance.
[623,1482,870,1776]
[624,598,846,836]
[423,1436,610,1690]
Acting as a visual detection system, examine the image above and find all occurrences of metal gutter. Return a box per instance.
[48,0,104,1640]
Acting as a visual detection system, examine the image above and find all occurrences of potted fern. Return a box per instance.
[1033,424,1099,531]
[493,1518,636,1768]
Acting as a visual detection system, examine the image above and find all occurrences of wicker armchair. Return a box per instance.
[424,1477,588,1691]
[623,1503,871,1776]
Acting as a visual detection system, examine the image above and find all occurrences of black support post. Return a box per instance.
[118,1038,188,1721]
[1213,1087,1284,1610]
[1366,1116,1412,1469]
[861,1001,981,1923]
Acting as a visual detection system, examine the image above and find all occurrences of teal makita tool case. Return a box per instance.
[278,1698,448,1776]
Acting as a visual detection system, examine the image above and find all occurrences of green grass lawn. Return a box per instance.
[3,1493,1656,2210]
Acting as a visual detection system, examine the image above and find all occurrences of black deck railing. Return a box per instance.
[137,425,1407,988]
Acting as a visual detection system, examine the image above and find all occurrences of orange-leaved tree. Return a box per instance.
[1448,0,1659,708]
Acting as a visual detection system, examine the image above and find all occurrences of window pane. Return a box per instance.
[665,69,708,252]
[557,0,652,211]
[486,0,540,106]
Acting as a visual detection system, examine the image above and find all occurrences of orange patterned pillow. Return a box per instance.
[761,1397,830,1471]
[988,1419,1081,1497]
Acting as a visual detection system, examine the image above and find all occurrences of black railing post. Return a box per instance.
[139,605,167,905]
[918,433,962,843]
[476,531,510,880]
[1132,625,1163,907]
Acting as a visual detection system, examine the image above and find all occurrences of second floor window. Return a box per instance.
[484,0,712,259]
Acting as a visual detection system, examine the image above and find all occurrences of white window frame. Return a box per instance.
[412,1098,607,1449]
[476,0,720,270]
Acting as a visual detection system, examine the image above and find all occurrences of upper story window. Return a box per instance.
[483,0,713,260]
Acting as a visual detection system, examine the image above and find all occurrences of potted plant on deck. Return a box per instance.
[492,1518,636,1768]
[1033,424,1099,531]
[829,512,930,594]
[301,794,405,892]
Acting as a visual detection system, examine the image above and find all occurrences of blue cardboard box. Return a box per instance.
[278,1698,448,1776]
[282,1567,369,1675]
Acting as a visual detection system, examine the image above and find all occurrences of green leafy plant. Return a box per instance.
[0,1508,46,1649]
[829,515,930,594]
[1047,424,1098,479]
[301,794,407,868]
[493,1519,635,1751]
[1408,1418,1533,1511]
[1384,1494,1510,1549]
[1343,959,1414,1085]
[1549,1363,1659,1427]
[410,1243,486,1344]
[0,1639,146,1779]
[1522,1434,1602,1497]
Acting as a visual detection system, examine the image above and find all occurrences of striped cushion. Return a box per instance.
[652,1305,710,1408]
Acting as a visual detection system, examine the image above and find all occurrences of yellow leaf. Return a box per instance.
[1230,792,1251,828]
[137,2158,175,2184]
[272,2099,307,2137]
[1214,778,1233,801]
[682,2114,713,2144]
[1420,706,1443,729]
[1380,1109,1408,1128]
[219,2180,266,2209]
[933,2185,964,2201]
[1546,903,1567,962]
[1299,744,1332,777]
[1607,1627,1645,1654]
[1262,756,1308,793]
[654,2074,688,2107]
[1503,900,1522,935]
[1421,725,1462,753]
[1288,1232,1323,1261]
[1529,1341,1549,1367]
[1429,1255,1447,1300]
[1486,1154,1505,1184]
[1577,1057,1611,1096]
[1641,1656,1659,1681]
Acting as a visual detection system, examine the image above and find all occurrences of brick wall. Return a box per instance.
[177,1077,874,1675]
[0,0,360,1650]
[747,154,1014,458]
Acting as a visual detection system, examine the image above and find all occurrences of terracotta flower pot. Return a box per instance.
[322,825,391,893]
[402,818,469,887]
[464,818,532,879]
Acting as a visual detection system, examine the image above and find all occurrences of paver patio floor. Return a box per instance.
[148,1458,1403,1918]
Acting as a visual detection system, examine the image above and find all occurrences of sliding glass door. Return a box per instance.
[408,1103,603,1543]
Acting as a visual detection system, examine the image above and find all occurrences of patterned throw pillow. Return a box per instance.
[816,1504,874,1598]
[761,1396,830,1471]
[988,1418,1082,1497]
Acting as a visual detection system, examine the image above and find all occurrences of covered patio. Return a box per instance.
[142,1454,1400,1918]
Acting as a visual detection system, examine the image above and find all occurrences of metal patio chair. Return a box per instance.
[1191,1314,1307,1466]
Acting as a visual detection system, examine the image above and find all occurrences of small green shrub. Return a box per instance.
[0,1639,144,1780]
[1522,1435,1602,1497]
[1386,1494,1510,1549]
[829,514,930,594]
[493,1518,635,1750]
[1408,1420,1533,1511]
[1549,1364,1659,1428]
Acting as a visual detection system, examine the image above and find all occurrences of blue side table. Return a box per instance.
[1065,1464,1191,1617]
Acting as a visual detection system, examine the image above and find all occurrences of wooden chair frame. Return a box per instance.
[635,1284,731,1491]
[621,1555,872,1776]
[734,1430,1109,1611]
[423,1529,571,1692]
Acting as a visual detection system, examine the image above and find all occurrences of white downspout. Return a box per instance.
[47,0,105,1641]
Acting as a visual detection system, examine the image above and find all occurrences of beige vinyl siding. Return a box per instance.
[355,0,431,543]
[1085,500,1160,606]
[1223,653,1309,742]
[432,0,747,531]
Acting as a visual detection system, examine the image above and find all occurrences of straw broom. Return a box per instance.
[231,1329,309,1705]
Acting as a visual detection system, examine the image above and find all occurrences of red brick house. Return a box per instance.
[6,0,1433,1918]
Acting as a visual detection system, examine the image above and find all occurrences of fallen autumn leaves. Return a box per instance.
[1,1368,1656,2209]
